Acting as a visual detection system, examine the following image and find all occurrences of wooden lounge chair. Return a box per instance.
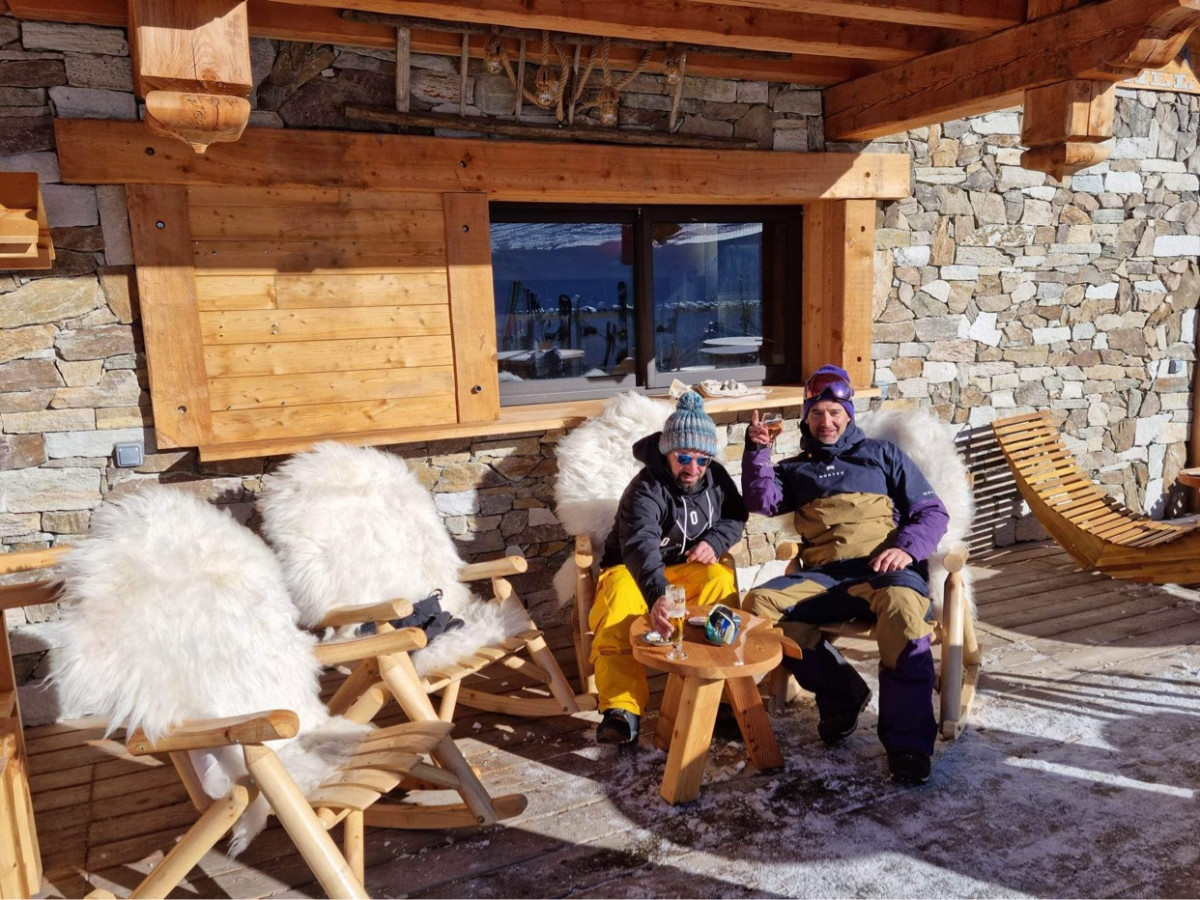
[993,410,1200,584]
[40,487,526,899]
[258,441,594,724]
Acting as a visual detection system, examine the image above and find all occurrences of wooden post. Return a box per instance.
[128,786,250,900]
[395,26,411,113]
[801,199,875,386]
[459,30,469,116]
[515,38,525,122]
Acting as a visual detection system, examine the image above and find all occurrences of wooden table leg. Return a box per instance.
[723,675,783,771]
[654,673,683,752]
[659,676,723,805]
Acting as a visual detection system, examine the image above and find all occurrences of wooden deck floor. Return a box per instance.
[28,540,1200,899]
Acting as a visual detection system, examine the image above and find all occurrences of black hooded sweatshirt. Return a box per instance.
[600,432,748,605]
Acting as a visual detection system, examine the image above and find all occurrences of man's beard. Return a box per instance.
[675,474,705,494]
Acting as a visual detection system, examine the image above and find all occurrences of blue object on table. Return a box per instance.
[705,605,741,645]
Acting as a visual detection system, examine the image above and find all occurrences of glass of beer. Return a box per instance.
[761,412,783,442]
[664,585,688,660]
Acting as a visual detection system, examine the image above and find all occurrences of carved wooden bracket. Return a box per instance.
[1020,79,1115,179]
[129,0,253,154]
[1019,0,1199,178]
[0,172,54,271]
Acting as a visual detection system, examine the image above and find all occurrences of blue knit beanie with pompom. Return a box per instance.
[659,390,719,457]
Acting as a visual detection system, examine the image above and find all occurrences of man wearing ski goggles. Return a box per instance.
[741,364,950,785]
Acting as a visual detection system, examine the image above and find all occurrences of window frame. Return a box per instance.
[490,202,804,406]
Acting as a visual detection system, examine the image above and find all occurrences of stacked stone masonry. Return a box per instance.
[0,14,1196,722]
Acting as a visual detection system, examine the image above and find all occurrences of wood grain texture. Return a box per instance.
[199,305,451,344]
[56,119,912,203]
[203,335,454,378]
[208,366,456,411]
[826,0,1200,139]
[442,192,499,424]
[125,184,214,448]
[800,199,875,386]
[209,394,458,442]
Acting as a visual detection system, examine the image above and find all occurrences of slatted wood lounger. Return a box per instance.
[992,411,1200,584]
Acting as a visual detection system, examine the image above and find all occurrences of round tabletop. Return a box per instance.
[703,336,763,347]
[1178,467,1200,489]
[630,606,782,679]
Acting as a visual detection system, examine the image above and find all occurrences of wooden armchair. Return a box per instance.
[259,441,594,724]
[44,487,526,898]
[320,554,593,725]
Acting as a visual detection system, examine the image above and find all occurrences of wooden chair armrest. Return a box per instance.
[775,541,800,563]
[126,710,300,755]
[0,546,71,576]
[312,626,427,666]
[313,598,414,629]
[459,554,528,581]
[937,543,969,573]
[720,544,750,569]
[574,533,594,568]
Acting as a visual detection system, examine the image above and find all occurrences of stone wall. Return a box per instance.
[0,14,1196,721]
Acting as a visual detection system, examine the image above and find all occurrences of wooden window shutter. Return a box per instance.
[126,185,499,455]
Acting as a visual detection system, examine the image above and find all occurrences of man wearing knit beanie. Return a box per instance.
[590,390,748,745]
[740,366,950,785]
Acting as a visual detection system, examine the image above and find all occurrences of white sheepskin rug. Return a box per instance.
[51,486,370,856]
[859,407,976,617]
[258,441,531,677]
[552,391,673,604]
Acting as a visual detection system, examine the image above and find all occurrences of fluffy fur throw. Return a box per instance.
[258,441,531,676]
[858,407,976,616]
[51,486,370,856]
[552,391,672,603]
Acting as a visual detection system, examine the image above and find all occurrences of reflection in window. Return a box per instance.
[490,205,801,404]
[491,221,635,384]
[651,222,763,376]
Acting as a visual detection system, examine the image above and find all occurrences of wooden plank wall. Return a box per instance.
[136,184,498,451]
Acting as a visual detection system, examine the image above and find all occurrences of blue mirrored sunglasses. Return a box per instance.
[673,452,711,468]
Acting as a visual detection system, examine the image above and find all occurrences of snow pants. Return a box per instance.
[743,557,937,755]
[589,562,738,716]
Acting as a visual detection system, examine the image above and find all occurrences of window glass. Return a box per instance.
[491,221,635,387]
[650,222,764,377]
[490,205,801,404]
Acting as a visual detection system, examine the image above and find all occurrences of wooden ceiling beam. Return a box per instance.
[290,0,947,61]
[826,0,1200,140]
[678,0,1026,32]
[8,0,876,83]
[55,118,913,202]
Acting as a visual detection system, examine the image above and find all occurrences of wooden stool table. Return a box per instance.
[1178,467,1200,489]
[631,608,784,804]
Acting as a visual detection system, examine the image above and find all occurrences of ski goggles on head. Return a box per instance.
[673,452,711,468]
[804,372,854,403]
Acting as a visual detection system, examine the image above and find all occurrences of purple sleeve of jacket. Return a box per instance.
[886,442,950,562]
[740,442,791,517]
[892,496,949,562]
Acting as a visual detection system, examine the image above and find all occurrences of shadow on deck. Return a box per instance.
[30,540,1200,898]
